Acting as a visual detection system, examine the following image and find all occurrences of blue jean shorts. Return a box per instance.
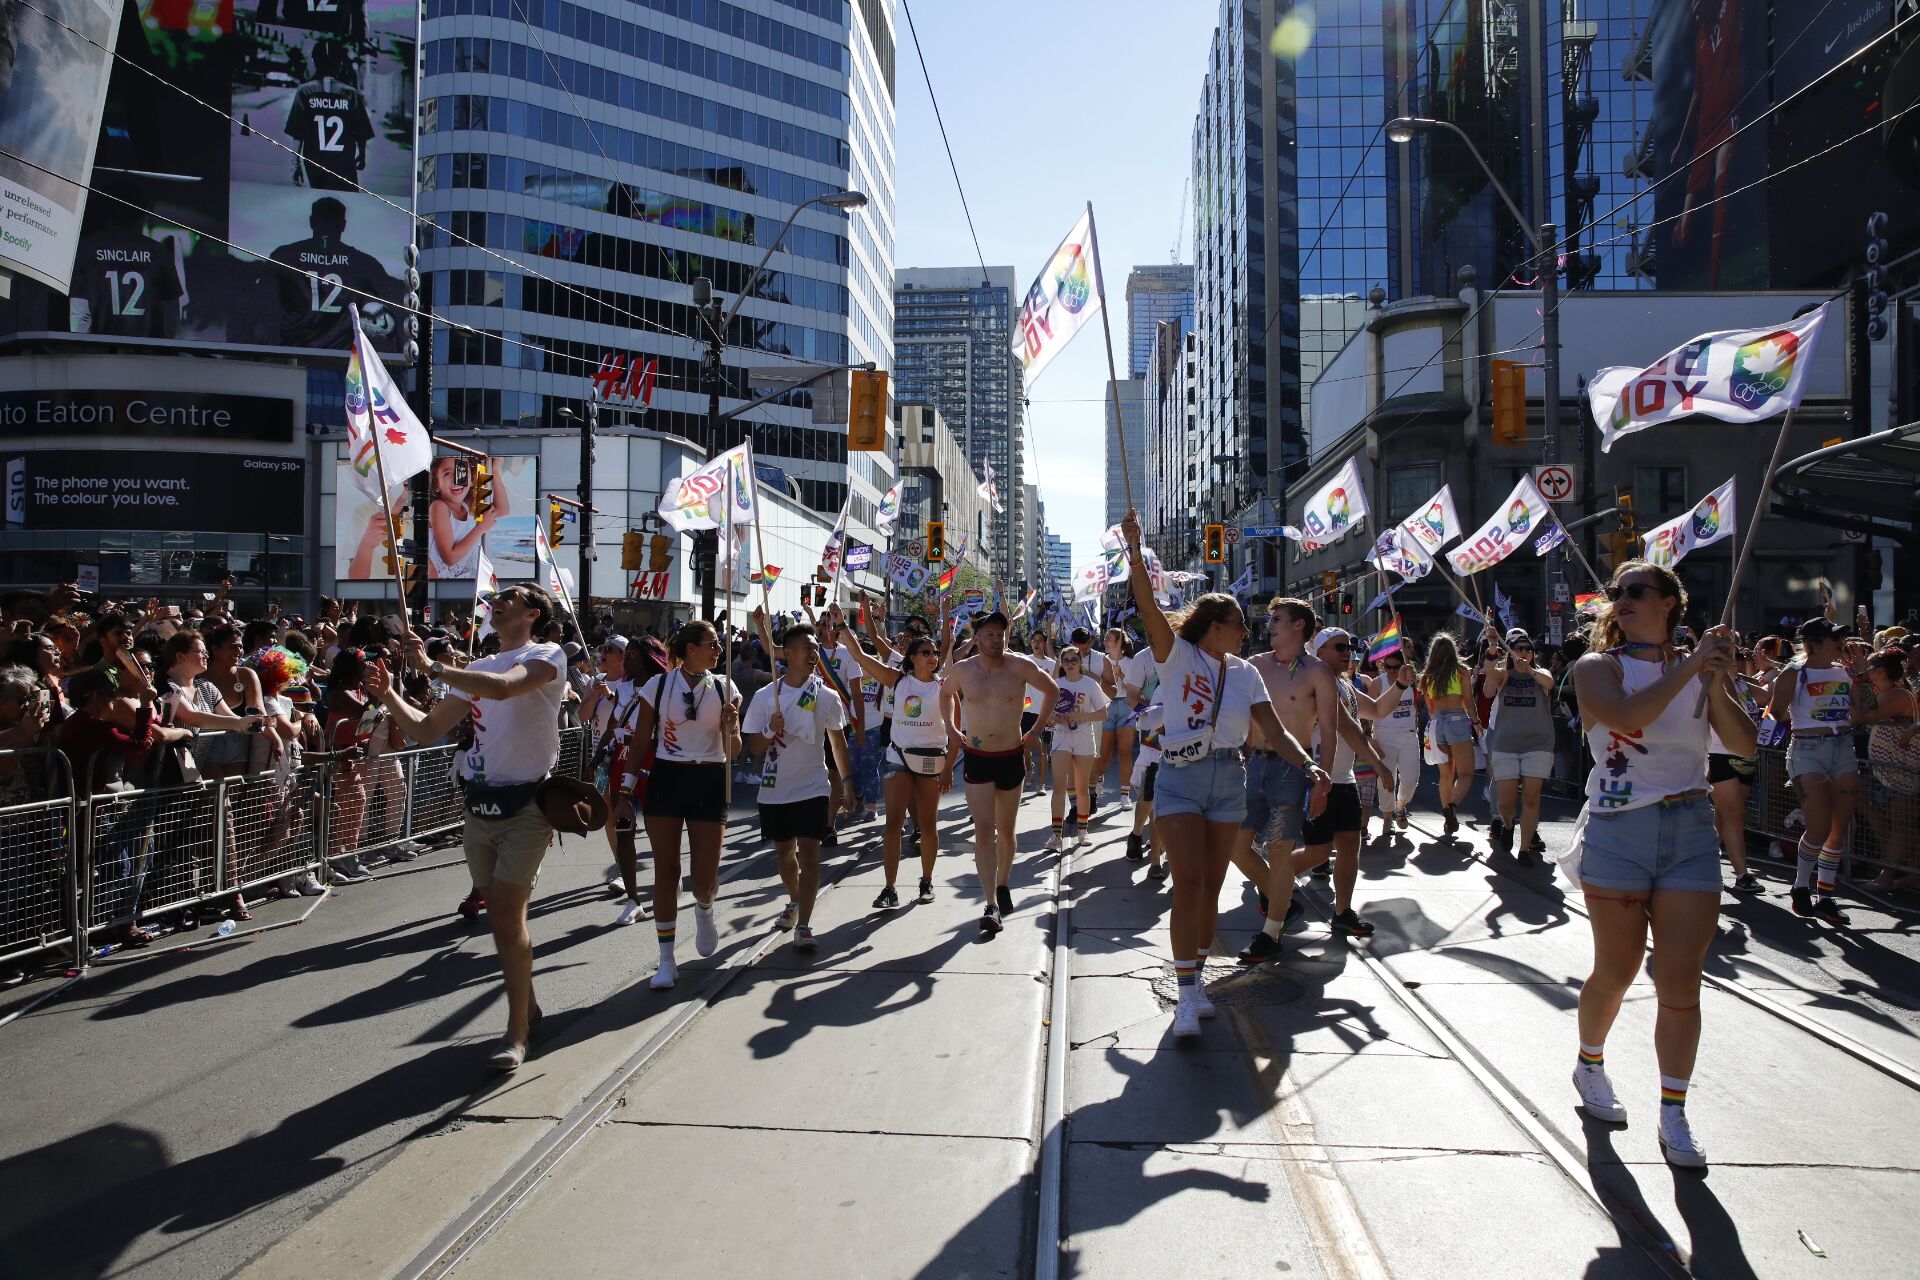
[1578,795,1722,894]
[1241,750,1307,843]
[1432,709,1475,746]
[1786,733,1857,781]
[1104,698,1133,732]
[1154,749,1248,824]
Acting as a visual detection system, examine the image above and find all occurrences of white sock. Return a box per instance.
[1262,915,1285,940]
[658,938,676,962]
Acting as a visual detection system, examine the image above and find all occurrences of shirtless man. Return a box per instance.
[1289,627,1398,938]
[942,611,1059,935]
[1236,598,1382,963]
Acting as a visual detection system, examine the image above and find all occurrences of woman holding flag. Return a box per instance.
[1567,560,1750,1168]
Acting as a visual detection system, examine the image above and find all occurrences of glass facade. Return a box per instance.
[420,0,896,528]
[892,267,1025,583]
[1104,378,1150,527]
[1124,265,1195,378]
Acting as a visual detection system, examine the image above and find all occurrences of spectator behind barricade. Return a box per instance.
[322,648,379,882]
[57,665,185,794]
[7,634,70,730]
[1859,649,1919,889]
[77,611,133,671]
[0,664,54,804]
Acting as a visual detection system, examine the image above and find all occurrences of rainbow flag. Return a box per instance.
[1574,591,1603,616]
[1367,617,1403,663]
[936,563,958,593]
[751,565,782,586]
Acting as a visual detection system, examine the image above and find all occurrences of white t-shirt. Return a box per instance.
[817,643,864,718]
[1156,636,1271,757]
[456,641,568,785]
[1122,649,1159,702]
[638,668,741,764]
[1050,675,1110,755]
[1131,703,1165,784]
[743,677,846,804]
[1370,674,1420,741]
[890,673,947,750]
[1024,656,1057,716]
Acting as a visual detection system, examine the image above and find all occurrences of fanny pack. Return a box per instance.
[1161,652,1229,767]
[889,743,946,777]
[462,776,542,821]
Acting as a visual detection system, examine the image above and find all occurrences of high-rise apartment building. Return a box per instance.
[1124,265,1195,378]
[419,0,899,562]
[893,265,1025,583]
[1045,532,1074,597]
[1145,319,1200,569]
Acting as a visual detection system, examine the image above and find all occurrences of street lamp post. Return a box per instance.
[689,188,867,622]
[556,400,598,618]
[1389,115,1563,612]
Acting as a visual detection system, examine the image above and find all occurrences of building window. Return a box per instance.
[1385,463,1442,523]
[1633,467,1688,524]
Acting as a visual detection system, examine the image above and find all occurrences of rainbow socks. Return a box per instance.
[1175,958,1196,988]
[656,919,677,960]
[1578,1042,1605,1069]
[1816,847,1841,894]
[1051,821,1064,842]
[1660,1074,1689,1110]
[1794,837,1819,889]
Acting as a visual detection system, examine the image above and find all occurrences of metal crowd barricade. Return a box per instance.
[0,749,81,974]
[3,724,598,980]
[1744,742,1920,880]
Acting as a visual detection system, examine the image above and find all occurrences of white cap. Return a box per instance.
[1309,628,1353,657]
[601,634,629,651]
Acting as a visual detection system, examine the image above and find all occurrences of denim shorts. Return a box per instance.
[1103,699,1133,732]
[1432,709,1475,746]
[1578,795,1722,894]
[1241,750,1307,843]
[1154,749,1249,824]
[1489,750,1553,781]
[1786,733,1857,781]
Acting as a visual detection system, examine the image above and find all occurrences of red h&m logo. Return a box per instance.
[592,353,658,406]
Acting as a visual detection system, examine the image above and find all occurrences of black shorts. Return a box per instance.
[760,795,831,844]
[1708,752,1758,786]
[1021,711,1039,734]
[642,759,728,824]
[963,747,1025,791]
[1141,761,1159,805]
[1300,781,1363,846]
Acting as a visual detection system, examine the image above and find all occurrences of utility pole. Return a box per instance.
[1524,0,1563,614]
[578,393,597,617]
[401,240,431,626]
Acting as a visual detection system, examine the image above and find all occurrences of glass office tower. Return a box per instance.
[419,0,897,524]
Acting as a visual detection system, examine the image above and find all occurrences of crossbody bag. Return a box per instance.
[1160,651,1230,767]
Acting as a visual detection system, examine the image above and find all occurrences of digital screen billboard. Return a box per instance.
[4,449,304,534]
[334,454,538,583]
[0,0,415,353]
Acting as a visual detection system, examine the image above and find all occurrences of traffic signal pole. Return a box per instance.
[578,395,596,620]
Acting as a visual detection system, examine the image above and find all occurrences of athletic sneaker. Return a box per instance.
[776,905,797,932]
[1396,808,1410,830]
[614,899,648,927]
[1490,820,1513,856]
[1089,787,1101,813]
[1730,873,1763,895]
[981,906,1003,936]
[457,890,487,919]
[1528,835,1547,855]
[1658,1107,1707,1169]
[917,878,935,904]
[904,822,921,847]
[822,828,839,849]
[384,843,421,863]
[292,873,324,897]
[1443,805,1459,835]
[872,886,900,910]
[1146,864,1169,883]
[1813,895,1850,926]
[793,925,818,953]
[1119,793,1134,811]
[1572,1064,1629,1123]
[1124,833,1146,861]
[1192,981,1216,1019]
[1791,886,1818,918]
[693,902,719,957]
[997,884,1014,914]
[1170,998,1202,1039]
[1331,908,1374,938]
[1043,832,1063,853]
[1311,860,1332,878]
[649,955,678,990]
[1238,931,1283,964]
[1073,831,1090,849]
[331,859,371,884]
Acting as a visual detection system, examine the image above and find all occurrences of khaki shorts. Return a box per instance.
[464,805,554,889]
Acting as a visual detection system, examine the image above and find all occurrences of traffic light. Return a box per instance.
[382,538,401,579]
[621,530,643,571]
[1203,523,1226,564]
[382,539,421,592]
[1616,490,1636,544]
[1866,212,1891,342]
[1339,591,1354,616]
[548,501,566,547]
[649,533,671,572]
[1598,530,1632,577]
[471,461,494,517]
[1491,359,1526,446]
[848,370,889,450]
[926,520,946,563]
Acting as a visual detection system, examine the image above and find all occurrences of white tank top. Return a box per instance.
[1708,680,1763,757]
[1583,652,1709,813]
[431,505,480,578]
[1374,678,1419,740]
[1317,676,1359,784]
[890,674,947,749]
[1789,664,1853,731]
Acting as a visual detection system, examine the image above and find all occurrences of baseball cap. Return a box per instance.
[601,634,629,652]
[1504,627,1531,645]
[1309,627,1352,657]
[562,641,587,663]
[1798,617,1846,644]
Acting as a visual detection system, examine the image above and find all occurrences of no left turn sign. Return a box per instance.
[1533,464,1576,503]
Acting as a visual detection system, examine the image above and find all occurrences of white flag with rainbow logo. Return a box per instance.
[1642,477,1736,568]
[1013,205,1105,387]
[1588,304,1829,452]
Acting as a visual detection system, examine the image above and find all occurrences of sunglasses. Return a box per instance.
[1605,582,1674,602]
[1323,641,1351,652]
[1381,661,1404,671]
[1511,643,1534,652]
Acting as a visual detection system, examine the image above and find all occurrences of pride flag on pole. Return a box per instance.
[1574,592,1604,616]
[1642,477,1737,568]
[1013,205,1105,387]
[1367,617,1403,663]
[936,563,958,594]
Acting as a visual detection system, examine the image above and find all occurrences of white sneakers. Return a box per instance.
[1658,1107,1708,1168]
[614,900,646,927]
[1119,794,1134,811]
[1043,833,1063,852]
[1572,1065,1629,1123]
[1171,999,1203,1039]
[1191,982,1216,1020]
[649,954,678,990]
[693,903,719,957]
[1072,831,1090,849]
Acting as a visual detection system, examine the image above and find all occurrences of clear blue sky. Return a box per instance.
[891,0,1220,572]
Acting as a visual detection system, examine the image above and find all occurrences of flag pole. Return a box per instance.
[747,436,774,613]
[723,452,736,808]
[1086,202,1137,511]
[1690,404,1800,716]
[469,538,483,658]
[353,307,412,674]
[1552,509,1608,592]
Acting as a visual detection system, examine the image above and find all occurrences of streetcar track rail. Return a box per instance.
[1395,812,1920,1092]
